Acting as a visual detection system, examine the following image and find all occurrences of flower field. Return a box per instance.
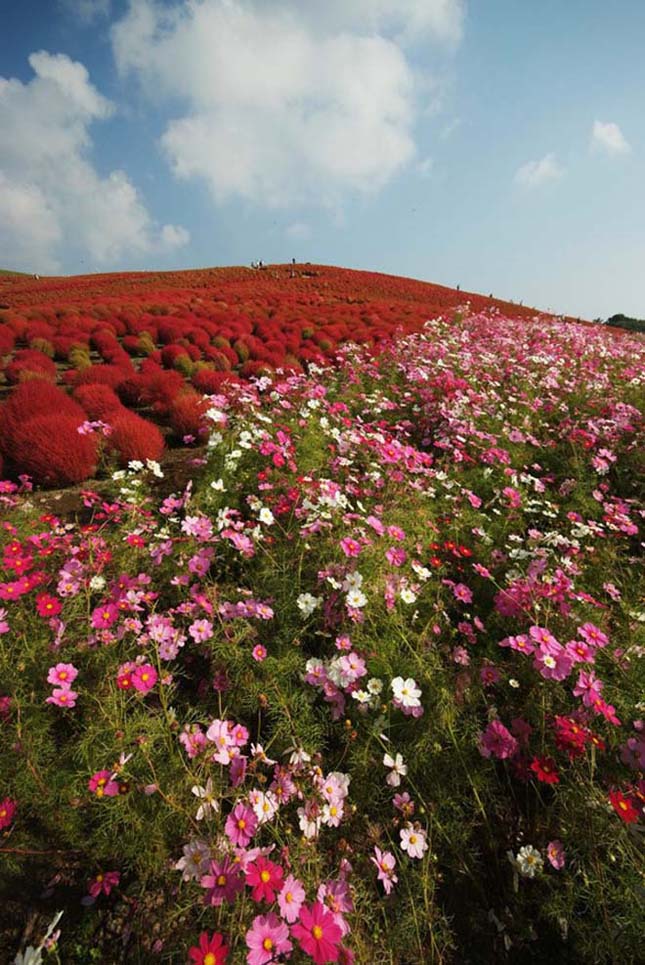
[0,265,548,488]
[0,267,644,963]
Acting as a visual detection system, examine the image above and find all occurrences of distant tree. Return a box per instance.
[605,313,645,333]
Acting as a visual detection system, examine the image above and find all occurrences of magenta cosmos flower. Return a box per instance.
[291,901,343,964]
[0,797,17,829]
[88,770,119,798]
[201,857,244,906]
[88,870,120,898]
[91,603,119,629]
[225,802,258,847]
[131,664,158,694]
[478,719,518,760]
[245,856,284,903]
[245,912,292,965]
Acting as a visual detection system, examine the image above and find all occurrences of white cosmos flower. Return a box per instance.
[346,588,367,609]
[391,677,422,708]
[191,778,219,821]
[297,593,321,617]
[383,752,407,787]
[514,845,544,878]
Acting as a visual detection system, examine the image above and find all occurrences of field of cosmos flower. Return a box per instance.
[0,265,643,964]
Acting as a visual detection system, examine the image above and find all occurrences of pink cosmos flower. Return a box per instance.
[385,546,407,567]
[225,801,258,847]
[478,719,518,760]
[453,583,473,604]
[278,874,306,923]
[47,663,78,687]
[201,857,244,906]
[371,846,397,895]
[88,770,119,798]
[572,670,603,707]
[546,840,565,870]
[131,664,157,694]
[245,912,292,965]
[533,643,573,682]
[88,870,120,898]
[46,687,78,708]
[252,644,267,662]
[245,856,285,904]
[189,619,214,643]
[340,537,362,558]
[207,719,236,764]
[578,623,609,648]
[292,901,343,964]
[565,640,594,664]
[0,797,17,829]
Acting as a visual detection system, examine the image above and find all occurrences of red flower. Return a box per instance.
[36,593,62,618]
[245,856,284,904]
[188,930,228,965]
[609,790,639,824]
[530,756,560,784]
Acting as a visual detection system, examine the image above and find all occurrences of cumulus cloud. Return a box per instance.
[591,120,630,156]
[0,51,189,272]
[514,153,564,188]
[112,0,463,209]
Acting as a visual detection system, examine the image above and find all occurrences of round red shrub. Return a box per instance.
[5,350,57,384]
[168,391,210,441]
[73,384,125,420]
[107,412,165,466]
[8,414,98,486]
[73,365,131,389]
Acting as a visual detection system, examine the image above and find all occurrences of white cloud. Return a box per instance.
[60,0,111,24]
[0,51,189,272]
[591,120,630,156]
[514,153,564,188]
[112,0,463,209]
[416,156,434,177]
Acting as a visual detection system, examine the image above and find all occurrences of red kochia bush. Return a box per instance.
[7,414,98,486]
[0,381,83,439]
[168,391,209,441]
[5,350,57,384]
[73,364,132,389]
[73,384,125,421]
[0,328,16,357]
[107,412,165,466]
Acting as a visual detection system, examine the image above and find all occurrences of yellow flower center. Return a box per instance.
[409,834,417,844]
[217,874,227,886]
[263,938,274,951]
[285,891,293,903]
[237,819,246,829]
[330,806,337,816]
[260,870,271,882]
[312,925,323,940]
[204,954,216,965]
[59,671,67,679]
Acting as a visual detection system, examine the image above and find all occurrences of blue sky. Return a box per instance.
[1,0,643,319]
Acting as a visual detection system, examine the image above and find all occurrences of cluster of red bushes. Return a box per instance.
[0,263,550,486]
